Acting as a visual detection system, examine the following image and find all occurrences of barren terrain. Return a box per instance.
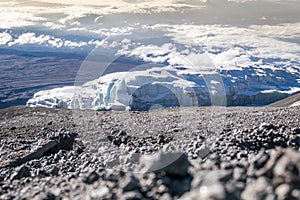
[0,106,299,199]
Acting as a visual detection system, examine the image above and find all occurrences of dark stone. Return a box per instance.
[158,134,166,144]
[117,130,127,136]
[103,171,119,182]
[35,192,56,200]
[7,140,58,168]
[49,166,59,176]
[107,135,114,141]
[253,151,270,169]
[37,169,49,177]
[9,126,17,130]
[237,152,248,159]
[11,165,31,180]
[120,175,140,192]
[168,176,192,197]
[292,127,300,135]
[113,139,122,146]
[196,144,210,159]
[83,171,100,184]
[254,149,283,177]
[53,132,77,151]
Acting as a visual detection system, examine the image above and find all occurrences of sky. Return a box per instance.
[0,0,299,70]
[1,0,299,30]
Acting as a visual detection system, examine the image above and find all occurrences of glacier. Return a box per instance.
[26,63,300,110]
[27,66,210,110]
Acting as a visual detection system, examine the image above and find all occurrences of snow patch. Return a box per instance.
[290,101,300,107]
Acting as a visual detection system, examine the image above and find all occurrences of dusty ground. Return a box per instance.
[0,106,299,199]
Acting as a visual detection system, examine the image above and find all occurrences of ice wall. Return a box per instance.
[26,65,300,110]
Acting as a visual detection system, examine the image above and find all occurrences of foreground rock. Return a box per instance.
[138,152,190,177]
[0,106,300,199]
[1,131,77,168]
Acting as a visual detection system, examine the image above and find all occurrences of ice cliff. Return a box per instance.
[26,63,300,110]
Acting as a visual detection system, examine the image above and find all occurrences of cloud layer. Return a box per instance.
[0,0,299,77]
[1,0,299,30]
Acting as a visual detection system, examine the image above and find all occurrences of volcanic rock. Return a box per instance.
[138,152,190,178]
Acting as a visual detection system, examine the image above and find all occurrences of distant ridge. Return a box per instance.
[268,92,300,107]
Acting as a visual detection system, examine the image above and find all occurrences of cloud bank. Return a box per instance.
[0,0,299,78]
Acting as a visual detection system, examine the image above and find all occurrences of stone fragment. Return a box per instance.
[11,165,31,180]
[273,148,300,185]
[119,191,143,200]
[241,177,274,200]
[195,144,210,159]
[120,175,140,192]
[138,152,190,177]
[192,170,230,188]
[82,171,99,184]
[275,184,291,200]
[89,187,110,199]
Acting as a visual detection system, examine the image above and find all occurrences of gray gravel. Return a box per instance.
[0,106,299,199]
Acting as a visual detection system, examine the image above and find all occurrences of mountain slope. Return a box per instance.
[268,92,300,107]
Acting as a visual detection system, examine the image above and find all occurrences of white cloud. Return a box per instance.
[0,0,201,29]
[0,0,299,34]
[0,0,298,77]
[47,38,64,48]
[148,23,300,68]
[0,7,45,29]
[185,52,216,70]
[211,48,255,69]
[0,32,12,45]
[90,27,134,37]
[3,21,298,74]
[227,0,256,2]
[126,45,172,63]
[249,23,300,40]
[64,40,87,47]
[43,22,65,30]
[5,32,98,49]
[35,0,197,7]
[9,33,50,45]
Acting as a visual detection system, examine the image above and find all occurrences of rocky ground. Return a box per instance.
[0,106,299,200]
